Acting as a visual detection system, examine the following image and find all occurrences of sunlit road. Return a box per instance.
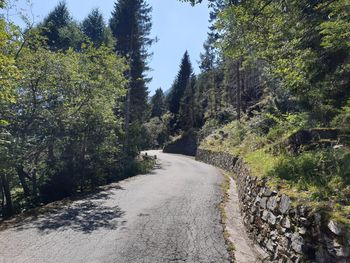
[0,150,230,263]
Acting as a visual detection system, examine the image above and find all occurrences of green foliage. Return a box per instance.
[179,75,197,131]
[125,156,156,176]
[332,99,350,140]
[39,1,83,51]
[200,120,249,154]
[319,0,350,51]
[265,112,309,142]
[109,0,154,123]
[270,148,350,202]
[150,88,166,118]
[0,9,21,217]
[1,24,128,213]
[140,117,169,149]
[167,51,193,117]
[245,150,280,178]
[191,0,350,227]
[215,0,350,122]
[82,8,112,48]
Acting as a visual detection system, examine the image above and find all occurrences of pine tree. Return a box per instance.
[40,1,83,50]
[167,51,193,120]
[109,0,153,123]
[179,75,197,130]
[82,8,110,48]
[150,88,166,118]
[109,0,154,155]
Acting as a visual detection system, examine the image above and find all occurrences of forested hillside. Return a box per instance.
[160,0,349,227]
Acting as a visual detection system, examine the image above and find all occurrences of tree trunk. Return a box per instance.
[16,166,31,197]
[124,86,131,154]
[236,60,241,121]
[0,173,13,218]
[32,154,39,197]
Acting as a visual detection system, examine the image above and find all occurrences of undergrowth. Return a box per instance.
[200,112,350,226]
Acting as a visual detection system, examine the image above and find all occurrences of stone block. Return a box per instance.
[267,196,279,211]
[291,233,304,254]
[279,195,291,214]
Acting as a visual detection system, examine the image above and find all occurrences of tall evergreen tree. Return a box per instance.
[179,75,197,130]
[82,8,111,48]
[150,88,166,118]
[167,51,193,120]
[40,1,83,50]
[109,0,153,123]
[109,0,154,155]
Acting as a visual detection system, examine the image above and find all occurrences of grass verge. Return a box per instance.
[220,171,236,262]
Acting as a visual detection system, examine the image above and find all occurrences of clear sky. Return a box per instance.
[5,0,210,95]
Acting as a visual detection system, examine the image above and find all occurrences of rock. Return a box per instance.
[289,208,297,217]
[282,217,291,229]
[325,236,337,257]
[263,187,273,197]
[279,195,291,214]
[291,233,304,254]
[280,236,290,249]
[298,227,307,235]
[260,197,267,209]
[300,217,310,227]
[262,210,269,221]
[333,239,350,257]
[314,213,322,224]
[271,230,278,241]
[298,205,308,217]
[267,196,279,211]
[163,130,197,156]
[276,215,283,224]
[266,239,276,252]
[328,220,344,236]
[268,213,277,225]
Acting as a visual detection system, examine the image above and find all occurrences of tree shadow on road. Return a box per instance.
[13,190,126,234]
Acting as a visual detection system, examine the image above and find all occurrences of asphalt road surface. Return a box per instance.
[0,151,230,263]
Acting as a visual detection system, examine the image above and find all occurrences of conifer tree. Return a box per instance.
[40,1,83,50]
[82,8,111,48]
[167,51,193,121]
[109,0,153,155]
[179,75,197,130]
[109,0,153,123]
[150,88,166,118]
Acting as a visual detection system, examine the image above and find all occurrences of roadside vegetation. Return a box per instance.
[0,0,154,219]
[1,0,349,229]
[200,114,350,226]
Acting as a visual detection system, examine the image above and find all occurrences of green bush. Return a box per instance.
[332,99,350,143]
[269,148,350,201]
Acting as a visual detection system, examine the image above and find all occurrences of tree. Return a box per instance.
[39,1,83,50]
[109,0,154,155]
[179,75,197,130]
[0,3,21,217]
[82,8,112,48]
[167,51,193,125]
[7,29,127,203]
[217,0,350,122]
[150,88,166,118]
[109,0,153,122]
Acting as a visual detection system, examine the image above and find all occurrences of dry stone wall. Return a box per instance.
[196,149,350,263]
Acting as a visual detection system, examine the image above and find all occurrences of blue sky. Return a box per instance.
[6,0,210,95]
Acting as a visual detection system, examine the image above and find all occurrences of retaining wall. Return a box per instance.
[196,148,350,263]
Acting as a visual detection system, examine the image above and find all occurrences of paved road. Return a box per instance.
[0,151,230,263]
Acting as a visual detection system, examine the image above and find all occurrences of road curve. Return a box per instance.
[0,151,230,263]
